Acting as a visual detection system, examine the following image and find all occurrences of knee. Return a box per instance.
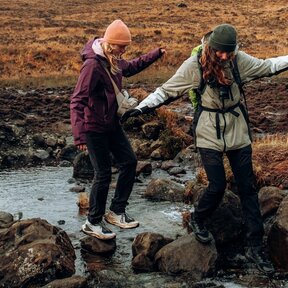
[94,169,112,183]
[207,181,226,194]
[120,158,137,170]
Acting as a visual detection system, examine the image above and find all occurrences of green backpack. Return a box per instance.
[188,44,202,109]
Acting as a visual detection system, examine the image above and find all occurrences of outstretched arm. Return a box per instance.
[237,51,288,83]
[120,48,165,77]
[137,56,200,110]
[120,56,200,123]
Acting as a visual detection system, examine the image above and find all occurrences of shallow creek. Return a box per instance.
[0,167,284,288]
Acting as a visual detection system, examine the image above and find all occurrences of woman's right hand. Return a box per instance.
[77,144,87,151]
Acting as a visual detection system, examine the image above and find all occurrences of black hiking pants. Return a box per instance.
[195,145,264,246]
[85,127,137,224]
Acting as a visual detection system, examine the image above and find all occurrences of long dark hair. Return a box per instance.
[200,45,235,86]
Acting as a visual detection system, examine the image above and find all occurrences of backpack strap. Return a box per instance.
[231,56,251,126]
[194,48,206,107]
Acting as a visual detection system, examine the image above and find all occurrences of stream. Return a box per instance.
[0,166,286,288]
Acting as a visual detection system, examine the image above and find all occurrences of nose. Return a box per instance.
[220,53,229,60]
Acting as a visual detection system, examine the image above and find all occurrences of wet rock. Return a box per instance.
[173,145,199,166]
[42,275,88,288]
[168,166,186,175]
[132,232,173,271]
[45,135,58,147]
[136,160,152,176]
[141,121,162,140]
[80,236,116,255]
[150,147,163,160]
[131,139,153,158]
[267,196,288,270]
[0,124,24,146]
[0,211,14,228]
[32,133,46,147]
[0,152,29,169]
[159,132,184,160]
[33,149,50,160]
[0,218,76,288]
[92,269,127,287]
[155,235,217,278]
[59,144,79,162]
[59,160,72,167]
[160,160,179,171]
[258,186,287,217]
[144,178,185,202]
[132,253,155,272]
[150,139,163,151]
[69,185,85,193]
[73,151,94,179]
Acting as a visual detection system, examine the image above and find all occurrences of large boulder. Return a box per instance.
[258,186,287,217]
[0,218,76,288]
[267,196,288,270]
[144,178,185,202]
[80,236,116,255]
[155,235,217,279]
[42,275,87,288]
[131,232,173,272]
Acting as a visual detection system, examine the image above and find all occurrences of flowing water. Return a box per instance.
[0,167,285,288]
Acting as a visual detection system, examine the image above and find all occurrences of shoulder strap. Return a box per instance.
[102,66,120,95]
[231,56,243,93]
[194,48,206,105]
[231,56,250,116]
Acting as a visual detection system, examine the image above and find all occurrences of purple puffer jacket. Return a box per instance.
[70,38,163,145]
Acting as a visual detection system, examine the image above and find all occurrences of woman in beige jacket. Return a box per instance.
[122,24,288,274]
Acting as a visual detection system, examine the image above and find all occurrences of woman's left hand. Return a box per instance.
[160,48,167,55]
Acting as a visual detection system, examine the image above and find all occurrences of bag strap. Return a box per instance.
[231,56,250,123]
[100,63,120,95]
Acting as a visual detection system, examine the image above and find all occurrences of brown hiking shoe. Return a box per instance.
[104,211,139,229]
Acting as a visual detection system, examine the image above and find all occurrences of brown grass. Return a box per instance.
[0,0,287,88]
[157,107,192,145]
[253,134,288,188]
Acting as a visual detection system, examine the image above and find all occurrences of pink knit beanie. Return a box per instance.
[103,19,131,45]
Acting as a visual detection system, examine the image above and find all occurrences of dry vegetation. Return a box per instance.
[0,0,288,87]
[0,0,287,187]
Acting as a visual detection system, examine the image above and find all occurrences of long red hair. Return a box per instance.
[200,45,235,86]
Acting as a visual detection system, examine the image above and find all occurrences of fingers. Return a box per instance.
[130,110,141,117]
[77,144,87,151]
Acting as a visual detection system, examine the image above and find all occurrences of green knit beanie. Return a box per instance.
[208,24,237,52]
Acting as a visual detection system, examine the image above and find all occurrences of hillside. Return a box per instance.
[0,0,287,87]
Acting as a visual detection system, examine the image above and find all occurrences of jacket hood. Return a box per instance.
[81,38,106,61]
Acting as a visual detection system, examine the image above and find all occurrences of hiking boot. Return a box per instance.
[104,211,139,229]
[245,245,275,274]
[189,217,213,244]
[81,220,116,240]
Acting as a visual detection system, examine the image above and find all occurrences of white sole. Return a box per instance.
[81,225,116,240]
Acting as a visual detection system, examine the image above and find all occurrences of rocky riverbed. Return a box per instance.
[0,78,288,287]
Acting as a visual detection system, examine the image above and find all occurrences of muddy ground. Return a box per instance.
[0,77,287,136]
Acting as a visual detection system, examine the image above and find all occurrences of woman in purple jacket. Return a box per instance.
[70,19,165,240]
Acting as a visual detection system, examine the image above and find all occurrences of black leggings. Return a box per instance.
[85,127,137,224]
[195,145,264,246]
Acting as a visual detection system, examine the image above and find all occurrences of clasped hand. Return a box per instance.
[120,106,152,123]
[120,108,142,123]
